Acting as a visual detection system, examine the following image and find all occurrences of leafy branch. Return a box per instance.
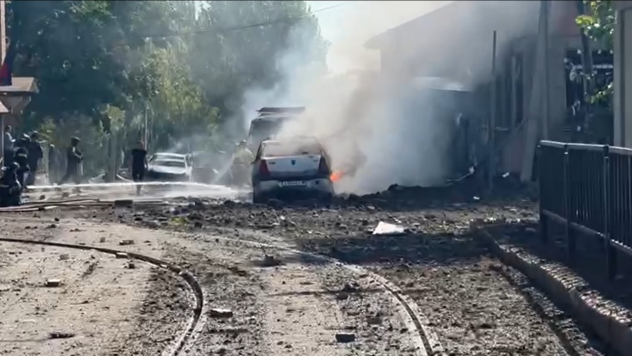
[575,0,614,107]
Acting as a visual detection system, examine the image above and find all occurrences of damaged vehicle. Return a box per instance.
[146,152,192,182]
[251,136,334,203]
[246,107,305,151]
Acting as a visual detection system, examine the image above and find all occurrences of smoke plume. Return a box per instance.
[241,1,541,194]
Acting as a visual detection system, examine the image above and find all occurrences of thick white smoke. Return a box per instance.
[240,1,541,194]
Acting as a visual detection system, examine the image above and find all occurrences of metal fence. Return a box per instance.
[538,140,632,279]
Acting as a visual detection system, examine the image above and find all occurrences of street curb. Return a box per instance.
[476,229,632,356]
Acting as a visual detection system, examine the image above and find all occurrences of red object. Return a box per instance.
[318,157,330,175]
[0,45,15,86]
[259,159,270,176]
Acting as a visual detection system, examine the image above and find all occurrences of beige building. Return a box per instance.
[0,0,38,163]
[366,1,605,180]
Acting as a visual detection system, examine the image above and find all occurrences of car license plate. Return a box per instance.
[280,181,308,187]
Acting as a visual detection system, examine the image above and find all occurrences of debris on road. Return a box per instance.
[209,308,234,318]
[260,247,282,267]
[48,331,75,339]
[45,279,62,287]
[335,332,355,343]
[372,221,407,236]
[341,281,360,293]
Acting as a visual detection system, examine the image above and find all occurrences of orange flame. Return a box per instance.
[330,170,344,182]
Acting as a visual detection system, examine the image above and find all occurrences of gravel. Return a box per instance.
[7,183,609,356]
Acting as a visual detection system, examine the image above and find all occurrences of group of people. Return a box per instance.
[0,125,84,206]
[3,127,43,187]
[1,126,43,206]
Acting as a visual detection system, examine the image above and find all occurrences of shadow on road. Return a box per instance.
[296,229,491,267]
[489,221,632,312]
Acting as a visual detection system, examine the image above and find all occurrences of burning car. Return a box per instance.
[251,136,334,203]
[146,152,192,182]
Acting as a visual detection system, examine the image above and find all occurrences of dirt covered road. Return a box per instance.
[0,214,443,356]
[0,183,608,356]
[50,183,597,356]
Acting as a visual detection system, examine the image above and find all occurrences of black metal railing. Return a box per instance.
[538,140,632,279]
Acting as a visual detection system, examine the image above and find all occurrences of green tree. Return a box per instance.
[188,1,327,116]
[576,0,614,106]
[6,0,325,174]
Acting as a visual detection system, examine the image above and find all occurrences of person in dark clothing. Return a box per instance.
[130,141,148,195]
[26,131,43,186]
[59,137,83,187]
[12,135,30,190]
[0,162,22,207]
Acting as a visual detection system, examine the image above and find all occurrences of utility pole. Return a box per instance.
[520,0,550,181]
[542,0,551,140]
[144,101,148,149]
[488,30,498,192]
[0,0,7,167]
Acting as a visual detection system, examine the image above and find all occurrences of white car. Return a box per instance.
[146,153,192,182]
[251,137,334,203]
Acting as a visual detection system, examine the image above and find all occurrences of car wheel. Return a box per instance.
[253,191,266,204]
[320,192,333,203]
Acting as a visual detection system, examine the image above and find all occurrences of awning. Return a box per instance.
[0,77,38,97]
[0,100,8,114]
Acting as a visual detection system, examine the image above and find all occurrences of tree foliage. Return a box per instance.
[575,0,614,107]
[6,0,326,174]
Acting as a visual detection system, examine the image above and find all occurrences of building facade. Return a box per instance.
[365,1,606,180]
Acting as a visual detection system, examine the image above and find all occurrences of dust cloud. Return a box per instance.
[241,1,540,195]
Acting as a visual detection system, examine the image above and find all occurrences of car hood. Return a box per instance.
[148,165,187,175]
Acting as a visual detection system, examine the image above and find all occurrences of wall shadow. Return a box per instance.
[487,221,632,311]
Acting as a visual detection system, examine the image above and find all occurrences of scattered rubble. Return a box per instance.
[45,279,62,287]
[209,308,234,318]
[335,332,355,343]
[48,331,75,339]
[260,247,282,267]
[372,221,407,236]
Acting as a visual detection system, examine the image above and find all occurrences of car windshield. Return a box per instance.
[261,141,321,157]
[153,159,185,168]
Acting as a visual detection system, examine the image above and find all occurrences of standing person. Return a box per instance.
[3,125,13,166]
[130,141,148,195]
[26,131,43,186]
[59,137,83,189]
[231,140,254,187]
[12,134,30,190]
[48,144,60,184]
[0,162,22,206]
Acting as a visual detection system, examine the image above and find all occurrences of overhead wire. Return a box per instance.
[141,2,347,39]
